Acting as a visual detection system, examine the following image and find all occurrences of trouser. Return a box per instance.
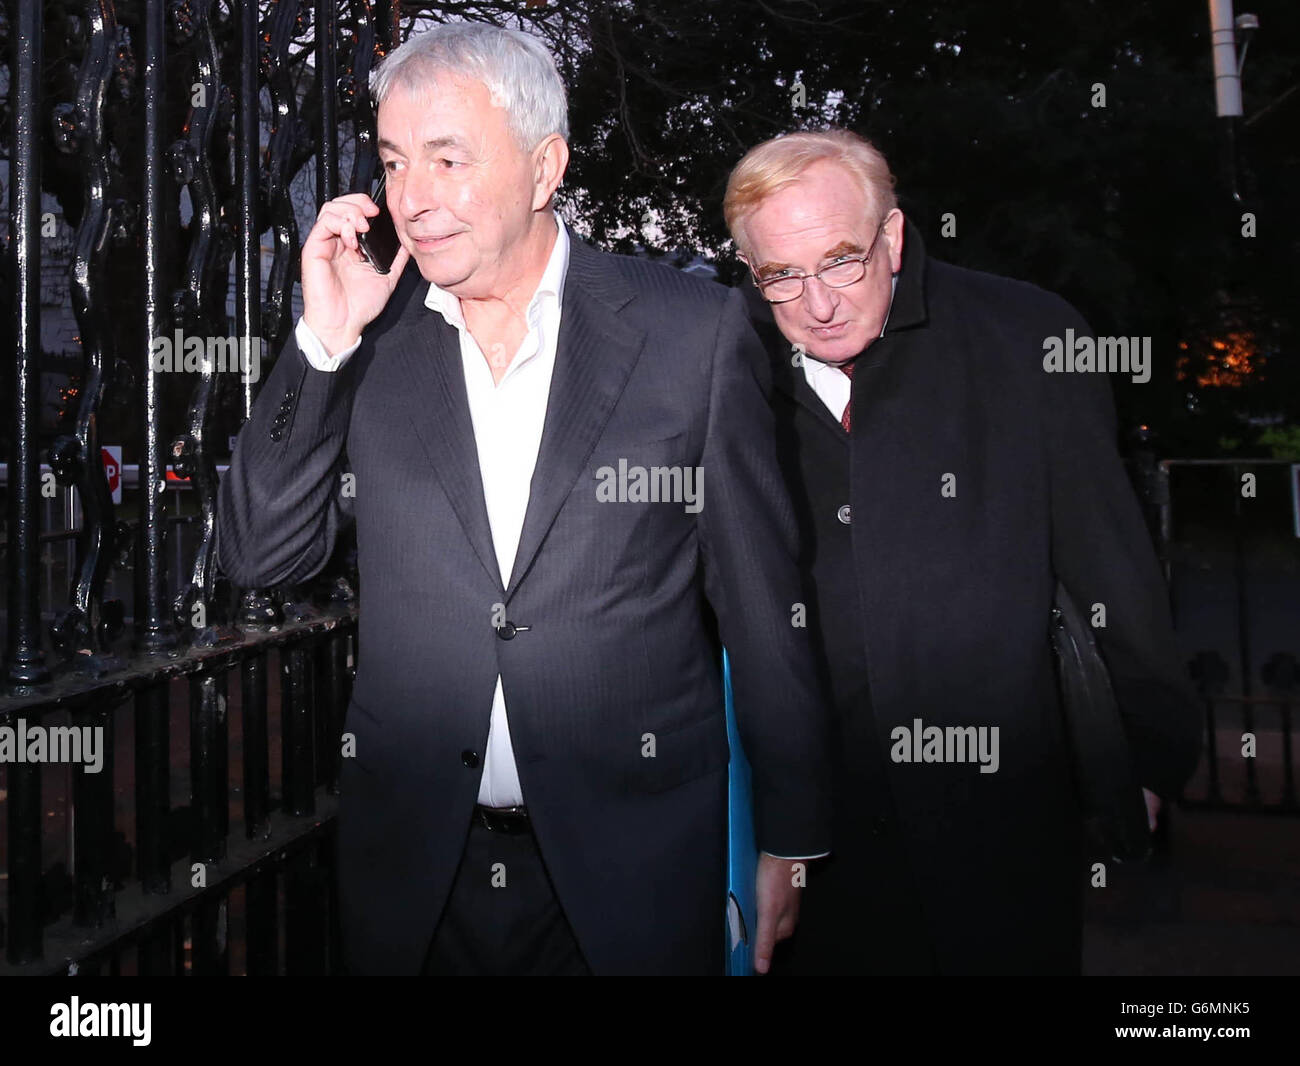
[421,809,591,976]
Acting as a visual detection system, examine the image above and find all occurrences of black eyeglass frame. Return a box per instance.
[750,219,889,304]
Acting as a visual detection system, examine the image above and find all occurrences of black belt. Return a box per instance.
[473,804,532,835]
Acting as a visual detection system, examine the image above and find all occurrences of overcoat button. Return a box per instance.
[837,505,851,524]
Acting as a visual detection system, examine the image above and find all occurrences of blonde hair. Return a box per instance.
[724,128,898,254]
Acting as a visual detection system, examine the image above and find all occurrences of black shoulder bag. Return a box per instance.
[1049,582,1152,863]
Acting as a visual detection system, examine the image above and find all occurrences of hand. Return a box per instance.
[753,853,805,975]
[301,193,412,357]
[1142,787,1161,832]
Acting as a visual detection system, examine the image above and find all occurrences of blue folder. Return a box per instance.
[723,650,757,976]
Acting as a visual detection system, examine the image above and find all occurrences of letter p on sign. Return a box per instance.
[101,446,122,504]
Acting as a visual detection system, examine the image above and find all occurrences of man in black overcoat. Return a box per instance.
[723,128,1201,975]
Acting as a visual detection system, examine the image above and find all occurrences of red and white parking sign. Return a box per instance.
[101,445,122,505]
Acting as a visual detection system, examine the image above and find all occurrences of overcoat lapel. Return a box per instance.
[844,219,930,432]
[770,346,850,444]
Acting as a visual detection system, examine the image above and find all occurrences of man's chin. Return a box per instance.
[413,255,472,289]
[804,336,867,365]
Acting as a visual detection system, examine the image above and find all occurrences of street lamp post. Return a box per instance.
[1208,0,1260,201]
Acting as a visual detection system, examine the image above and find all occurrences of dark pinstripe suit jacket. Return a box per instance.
[217,234,832,975]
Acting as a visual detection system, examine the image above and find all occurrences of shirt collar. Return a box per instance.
[423,214,569,330]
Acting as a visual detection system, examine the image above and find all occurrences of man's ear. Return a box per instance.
[531,134,569,212]
[883,208,905,274]
[736,244,759,280]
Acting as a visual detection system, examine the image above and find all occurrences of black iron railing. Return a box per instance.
[1143,458,1300,814]
[1,0,399,975]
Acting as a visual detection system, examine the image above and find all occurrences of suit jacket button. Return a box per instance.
[461,749,479,768]
[837,504,851,524]
[496,621,517,640]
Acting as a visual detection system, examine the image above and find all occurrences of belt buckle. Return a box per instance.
[476,804,530,834]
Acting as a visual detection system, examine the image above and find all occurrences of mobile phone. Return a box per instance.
[357,172,401,274]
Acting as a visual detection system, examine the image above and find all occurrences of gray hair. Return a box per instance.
[370,22,569,149]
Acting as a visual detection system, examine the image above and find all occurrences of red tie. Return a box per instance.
[839,361,855,433]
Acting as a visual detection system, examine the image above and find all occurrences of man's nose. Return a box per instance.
[397,173,441,219]
[801,276,837,320]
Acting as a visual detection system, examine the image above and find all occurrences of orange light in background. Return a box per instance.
[1176,330,1263,388]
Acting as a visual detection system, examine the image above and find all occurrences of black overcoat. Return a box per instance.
[748,220,1201,975]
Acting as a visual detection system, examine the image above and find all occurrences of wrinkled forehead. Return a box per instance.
[376,73,508,141]
[378,64,509,110]
[744,166,877,264]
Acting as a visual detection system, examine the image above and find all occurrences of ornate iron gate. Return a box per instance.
[2,0,401,975]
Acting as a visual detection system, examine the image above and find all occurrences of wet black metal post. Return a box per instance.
[245,869,279,975]
[5,0,48,968]
[282,642,317,816]
[134,3,176,960]
[190,670,230,863]
[72,701,117,930]
[1189,650,1229,807]
[133,680,172,972]
[236,0,259,426]
[190,666,230,974]
[137,0,175,654]
[5,0,50,687]
[285,839,330,975]
[316,0,339,205]
[242,655,271,837]
[319,631,348,792]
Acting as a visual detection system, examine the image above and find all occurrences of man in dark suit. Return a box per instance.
[217,24,830,976]
[722,128,1201,975]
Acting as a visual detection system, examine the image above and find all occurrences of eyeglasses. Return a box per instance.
[752,221,887,304]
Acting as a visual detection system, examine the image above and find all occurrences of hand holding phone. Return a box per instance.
[299,176,410,357]
[357,172,402,275]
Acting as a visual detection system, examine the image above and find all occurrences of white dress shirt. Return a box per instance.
[294,215,570,809]
[800,354,854,424]
[800,274,898,419]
